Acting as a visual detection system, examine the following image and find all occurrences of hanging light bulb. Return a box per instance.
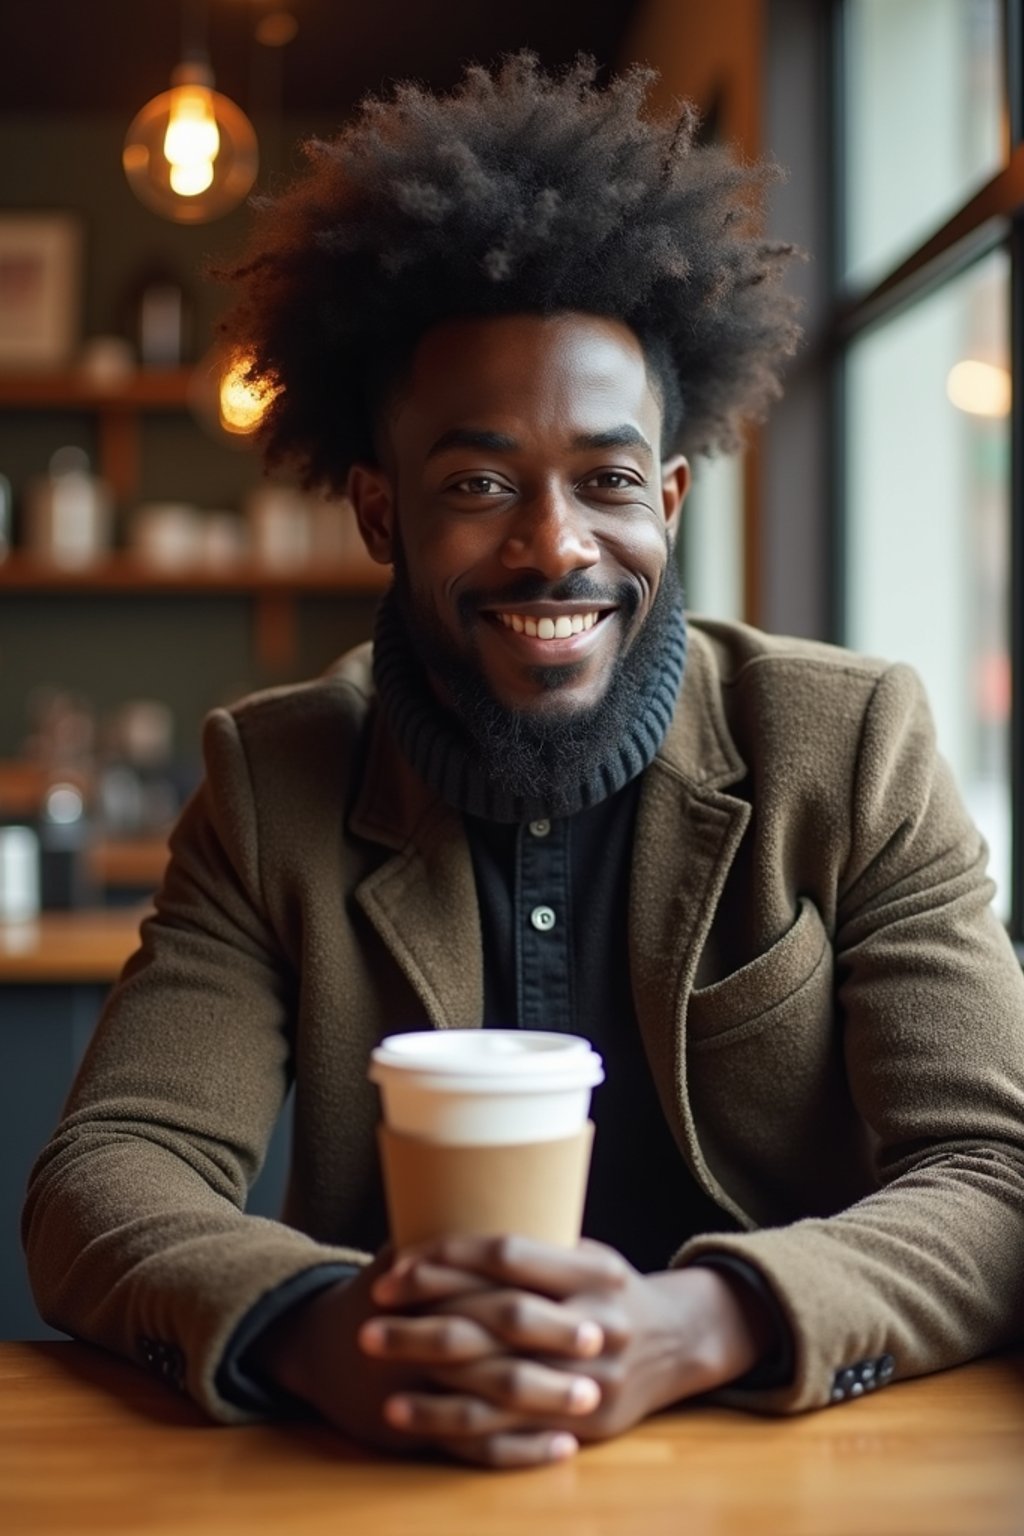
[123,60,258,224]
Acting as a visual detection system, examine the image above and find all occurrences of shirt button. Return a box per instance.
[528,819,551,838]
[530,905,557,932]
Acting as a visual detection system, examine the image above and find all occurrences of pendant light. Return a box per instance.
[122,4,258,224]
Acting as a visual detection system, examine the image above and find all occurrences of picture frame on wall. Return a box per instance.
[0,213,82,370]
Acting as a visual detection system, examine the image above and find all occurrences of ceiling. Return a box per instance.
[6,0,643,118]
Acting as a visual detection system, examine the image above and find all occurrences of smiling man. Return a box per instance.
[24,56,1024,1469]
[356,312,690,810]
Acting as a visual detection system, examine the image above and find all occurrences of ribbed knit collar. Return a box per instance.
[372,586,687,824]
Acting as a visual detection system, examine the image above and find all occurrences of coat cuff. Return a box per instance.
[216,1263,362,1414]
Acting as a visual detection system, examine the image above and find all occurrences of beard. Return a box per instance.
[390,544,686,806]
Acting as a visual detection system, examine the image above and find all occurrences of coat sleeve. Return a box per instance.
[21,708,372,1423]
[675,661,1024,1412]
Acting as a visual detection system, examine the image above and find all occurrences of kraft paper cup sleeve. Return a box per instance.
[378,1121,595,1250]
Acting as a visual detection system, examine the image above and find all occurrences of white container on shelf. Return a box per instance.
[0,825,41,923]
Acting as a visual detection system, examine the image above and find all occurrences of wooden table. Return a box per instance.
[2,1343,1022,1536]
[0,907,145,983]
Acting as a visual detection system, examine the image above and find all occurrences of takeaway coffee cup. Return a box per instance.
[368,1030,604,1249]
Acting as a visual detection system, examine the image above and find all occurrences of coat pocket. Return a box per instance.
[688,895,829,1047]
[685,896,871,1222]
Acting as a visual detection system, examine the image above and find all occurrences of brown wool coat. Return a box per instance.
[22,618,1024,1420]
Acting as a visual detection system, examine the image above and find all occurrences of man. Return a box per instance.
[24,56,1024,1470]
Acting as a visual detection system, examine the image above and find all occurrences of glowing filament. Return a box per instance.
[164,86,220,198]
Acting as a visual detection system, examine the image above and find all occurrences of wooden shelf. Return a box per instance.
[0,368,193,409]
[0,552,389,596]
[0,371,388,669]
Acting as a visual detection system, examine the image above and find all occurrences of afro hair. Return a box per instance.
[218,52,802,492]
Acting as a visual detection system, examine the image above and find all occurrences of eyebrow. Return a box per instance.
[426,428,520,459]
[426,424,653,459]
[571,426,653,456]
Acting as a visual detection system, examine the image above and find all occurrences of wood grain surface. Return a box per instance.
[0,908,144,983]
[2,1342,1022,1536]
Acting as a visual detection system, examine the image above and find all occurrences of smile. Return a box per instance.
[495,610,602,639]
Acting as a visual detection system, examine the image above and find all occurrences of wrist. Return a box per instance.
[244,1284,338,1407]
[648,1264,771,1401]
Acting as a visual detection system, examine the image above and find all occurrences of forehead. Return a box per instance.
[384,312,662,453]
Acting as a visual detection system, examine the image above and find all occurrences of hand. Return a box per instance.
[365,1235,773,1454]
[245,1244,617,1467]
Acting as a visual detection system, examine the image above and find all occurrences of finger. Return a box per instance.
[372,1261,493,1308]
[431,1356,601,1417]
[358,1313,498,1364]
[433,1288,606,1358]
[381,1234,629,1302]
[383,1390,522,1439]
[441,1431,579,1469]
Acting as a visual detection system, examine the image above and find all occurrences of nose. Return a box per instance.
[500,485,600,577]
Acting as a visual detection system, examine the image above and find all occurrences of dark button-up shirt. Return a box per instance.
[466,780,739,1273]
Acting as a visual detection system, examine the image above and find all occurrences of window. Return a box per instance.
[834,0,1021,936]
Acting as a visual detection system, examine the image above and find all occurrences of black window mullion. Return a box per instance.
[1008,0,1023,147]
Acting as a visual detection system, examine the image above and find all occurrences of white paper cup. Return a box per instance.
[368,1029,604,1145]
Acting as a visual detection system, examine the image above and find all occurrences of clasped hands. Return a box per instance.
[254,1233,770,1468]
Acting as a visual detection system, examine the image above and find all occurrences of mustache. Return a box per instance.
[457,572,641,623]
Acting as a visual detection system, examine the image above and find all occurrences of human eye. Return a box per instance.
[452,475,510,495]
[578,468,644,494]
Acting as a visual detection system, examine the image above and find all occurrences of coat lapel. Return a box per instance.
[630,626,754,1226]
[349,706,483,1033]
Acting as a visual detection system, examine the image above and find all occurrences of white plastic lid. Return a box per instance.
[369,1029,604,1093]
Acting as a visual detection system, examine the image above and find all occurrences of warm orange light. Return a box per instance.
[219,354,278,435]
[163,83,220,197]
[946,359,1011,418]
[123,61,258,224]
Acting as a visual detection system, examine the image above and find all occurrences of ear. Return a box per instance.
[347,462,396,565]
[660,455,690,541]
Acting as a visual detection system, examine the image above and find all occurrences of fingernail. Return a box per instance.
[358,1321,386,1354]
[568,1377,601,1412]
[575,1321,604,1355]
[549,1433,579,1461]
[385,1396,413,1427]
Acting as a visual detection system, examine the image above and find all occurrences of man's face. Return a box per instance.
[350,312,689,721]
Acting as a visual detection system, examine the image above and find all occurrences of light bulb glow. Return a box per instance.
[164,86,220,164]
[219,354,278,434]
[163,86,220,198]
[124,65,258,224]
[169,159,215,195]
[946,359,1011,418]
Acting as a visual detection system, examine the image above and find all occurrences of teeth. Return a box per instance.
[496,610,601,638]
